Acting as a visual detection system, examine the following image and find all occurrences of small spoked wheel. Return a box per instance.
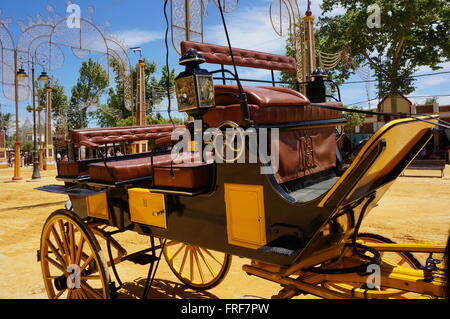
[323,233,422,299]
[161,239,232,290]
[40,210,111,299]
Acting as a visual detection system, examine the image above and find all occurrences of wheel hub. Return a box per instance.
[54,275,67,291]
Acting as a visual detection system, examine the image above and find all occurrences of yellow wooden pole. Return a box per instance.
[12,50,22,180]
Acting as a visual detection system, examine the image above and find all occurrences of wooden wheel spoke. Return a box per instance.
[72,289,80,299]
[193,248,205,283]
[50,226,69,265]
[46,239,67,268]
[189,247,194,282]
[166,240,181,247]
[75,235,85,266]
[196,247,216,278]
[162,238,231,290]
[200,248,223,265]
[78,287,89,299]
[45,256,68,275]
[58,220,71,264]
[169,244,186,263]
[80,253,95,273]
[81,282,103,299]
[54,288,66,299]
[81,275,101,281]
[69,223,76,263]
[178,245,189,275]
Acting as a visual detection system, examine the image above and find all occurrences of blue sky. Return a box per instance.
[1,0,449,128]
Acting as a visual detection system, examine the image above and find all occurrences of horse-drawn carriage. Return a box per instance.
[37,39,448,299]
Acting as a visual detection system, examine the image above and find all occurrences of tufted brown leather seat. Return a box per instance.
[57,161,90,177]
[203,85,342,127]
[72,124,186,148]
[180,41,343,127]
[88,152,210,183]
[57,124,187,179]
[181,41,297,73]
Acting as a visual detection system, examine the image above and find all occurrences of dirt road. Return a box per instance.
[0,167,449,299]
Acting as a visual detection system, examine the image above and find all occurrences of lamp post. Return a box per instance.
[36,105,43,170]
[20,58,50,180]
[13,56,27,180]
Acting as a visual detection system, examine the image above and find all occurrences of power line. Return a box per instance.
[341,71,450,85]
[345,94,450,107]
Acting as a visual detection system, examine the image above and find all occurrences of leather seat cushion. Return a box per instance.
[57,161,90,177]
[204,85,342,126]
[214,85,310,107]
[88,152,209,183]
[203,103,342,127]
[73,124,185,148]
[180,41,297,73]
[153,162,213,190]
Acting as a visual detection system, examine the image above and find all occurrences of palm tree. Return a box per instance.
[0,112,14,135]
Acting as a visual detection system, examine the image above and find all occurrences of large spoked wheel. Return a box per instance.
[161,239,232,290]
[40,209,111,299]
[323,233,422,298]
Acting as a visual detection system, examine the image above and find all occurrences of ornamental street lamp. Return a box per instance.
[20,61,50,180]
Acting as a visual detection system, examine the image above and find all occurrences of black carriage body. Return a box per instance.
[45,40,438,268]
[64,115,434,268]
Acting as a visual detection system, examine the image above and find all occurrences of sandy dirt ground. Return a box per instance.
[0,166,449,299]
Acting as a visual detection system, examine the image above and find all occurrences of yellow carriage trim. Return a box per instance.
[86,192,109,220]
[128,188,167,228]
[224,184,266,249]
[319,116,438,208]
[70,192,109,220]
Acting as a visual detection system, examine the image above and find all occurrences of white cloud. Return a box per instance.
[416,76,450,87]
[113,29,164,48]
[415,61,450,74]
[205,5,288,55]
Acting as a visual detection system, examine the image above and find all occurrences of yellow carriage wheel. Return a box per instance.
[40,210,111,299]
[161,239,232,290]
[323,233,422,299]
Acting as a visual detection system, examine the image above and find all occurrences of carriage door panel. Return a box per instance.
[224,184,266,249]
[128,188,167,229]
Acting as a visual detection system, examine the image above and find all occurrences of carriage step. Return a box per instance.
[121,247,160,265]
[260,235,303,256]
[123,253,159,265]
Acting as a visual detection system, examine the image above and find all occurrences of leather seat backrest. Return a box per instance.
[181,41,297,73]
[72,124,185,148]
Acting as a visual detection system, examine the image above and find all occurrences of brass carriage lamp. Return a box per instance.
[307,68,328,103]
[175,48,215,118]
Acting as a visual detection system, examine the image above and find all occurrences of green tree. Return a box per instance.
[92,58,160,127]
[280,36,299,89]
[425,97,439,105]
[37,80,69,128]
[91,59,178,127]
[0,112,13,132]
[316,0,450,112]
[22,141,33,153]
[343,106,366,131]
[69,58,109,129]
